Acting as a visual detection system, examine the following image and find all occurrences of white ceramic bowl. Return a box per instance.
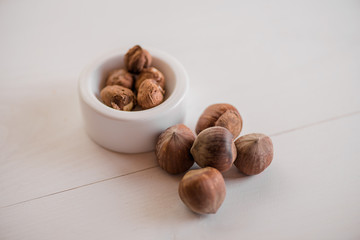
[78,48,189,153]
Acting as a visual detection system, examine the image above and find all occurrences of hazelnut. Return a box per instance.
[137,79,165,110]
[178,167,226,214]
[106,69,134,89]
[100,85,136,111]
[234,133,273,175]
[156,124,195,174]
[124,45,152,73]
[196,103,243,139]
[190,126,237,172]
[135,67,165,91]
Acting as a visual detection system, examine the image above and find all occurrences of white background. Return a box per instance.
[0,0,360,239]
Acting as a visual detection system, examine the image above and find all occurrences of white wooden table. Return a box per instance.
[1,0,360,239]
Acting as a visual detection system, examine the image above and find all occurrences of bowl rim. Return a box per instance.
[78,47,189,121]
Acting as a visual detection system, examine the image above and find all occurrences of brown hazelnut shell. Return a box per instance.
[190,126,237,172]
[234,133,273,175]
[178,167,226,214]
[100,85,136,111]
[124,45,152,73]
[106,69,134,89]
[155,124,195,174]
[137,79,165,110]
[135,67,165,91]
[196,103,243,139]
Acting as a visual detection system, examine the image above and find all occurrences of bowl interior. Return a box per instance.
[88,54,176,111]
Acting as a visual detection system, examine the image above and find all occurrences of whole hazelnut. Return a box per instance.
[190,126,237,172]
[100,85,136,111]
[135,67,165,91]
[124,45,152,73]
[137,79,165,110]
[196,103,243,139]
[106,69,134,89]
[156,124,195,174]
[234,133,273,175]
[178,167,226,214]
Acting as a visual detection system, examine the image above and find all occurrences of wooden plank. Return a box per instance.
[0,78,158,207]
[1,0,360,208]
[1,114,359,239]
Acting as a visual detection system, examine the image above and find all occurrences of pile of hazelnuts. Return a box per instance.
[155,103,274,214]
[100,45,165,111]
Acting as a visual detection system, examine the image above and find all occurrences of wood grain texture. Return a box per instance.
[1,114,360,239]
[0,77,158,207]
[0,0,360,239]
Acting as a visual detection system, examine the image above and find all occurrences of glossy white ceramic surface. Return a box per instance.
[78,48,189,153]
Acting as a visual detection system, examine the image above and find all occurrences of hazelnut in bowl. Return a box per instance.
[78,46,189,153]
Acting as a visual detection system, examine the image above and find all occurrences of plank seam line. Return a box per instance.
[2,110,360,209]
[0,165,158,209]
[269,110,360,137]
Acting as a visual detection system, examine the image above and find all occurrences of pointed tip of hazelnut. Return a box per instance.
[191,126,236,173]
[155,124,195,175]
[234,133,273,175]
